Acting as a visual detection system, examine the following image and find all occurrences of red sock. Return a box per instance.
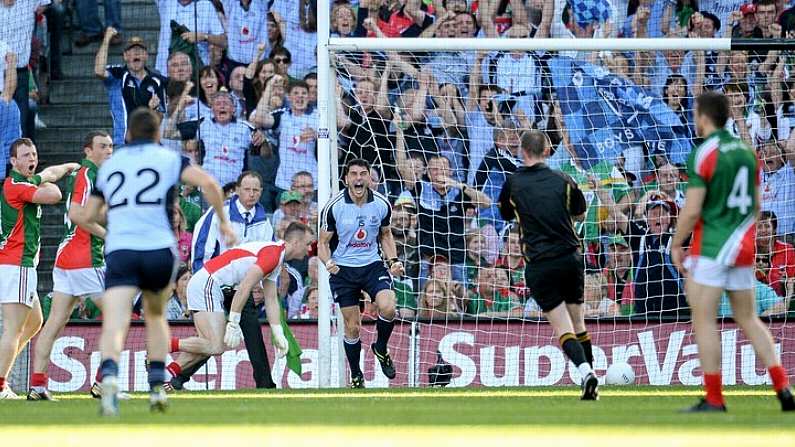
[704,372,725,406]
[95,368,101,383]
[769,365,790,392]
[30,372,47,388]
[170,337,180,353]
[166,362,182,377]
[0,377,5,389]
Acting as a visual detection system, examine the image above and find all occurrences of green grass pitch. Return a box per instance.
[1,387,793,447]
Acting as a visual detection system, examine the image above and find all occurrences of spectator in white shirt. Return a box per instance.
[198,90,257,186]
[0,0,49,139]
[155,0,226,75]
[253,80,318,193]
[271,0,317,78]
[220,0,268,66]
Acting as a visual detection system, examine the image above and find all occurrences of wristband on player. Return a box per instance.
[229,311,241,324]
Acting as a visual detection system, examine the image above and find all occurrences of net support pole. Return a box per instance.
[316,0,333,388]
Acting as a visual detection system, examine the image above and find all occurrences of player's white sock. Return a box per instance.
[31,385,46,393]
[578,362,594,381]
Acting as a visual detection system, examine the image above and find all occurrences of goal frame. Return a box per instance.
[315,0,795,388]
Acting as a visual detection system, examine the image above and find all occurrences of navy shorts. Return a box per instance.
[525,252,584,313]
[105,247,178,292]
[329,261,392,308]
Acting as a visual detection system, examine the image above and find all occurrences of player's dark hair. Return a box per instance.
[10,138,34,158]
[344,158,371,177]
[760,210,779,232]
[520,129,550,158]
[696,91,730,128]
[83,130,111,149]
[127,107,161,141]
[237,171,263,188]
[284,221,311,241]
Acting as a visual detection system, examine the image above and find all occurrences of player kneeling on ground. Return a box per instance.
[318,159,404,388]
[167,223,313,378]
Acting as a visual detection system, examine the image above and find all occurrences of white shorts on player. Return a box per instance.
[187,266,279,313]
[685,256,754,291]
[52,267,106,297]
[0,265,39,308]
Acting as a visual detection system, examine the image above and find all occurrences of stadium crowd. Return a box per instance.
[3,0,795,324]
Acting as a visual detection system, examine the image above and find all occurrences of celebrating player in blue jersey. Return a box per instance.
[72,108,235,415]
[319,159,404,388]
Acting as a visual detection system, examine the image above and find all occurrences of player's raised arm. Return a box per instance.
[181,165,238,247]
[29,183,62,205]
[38,162,81,184]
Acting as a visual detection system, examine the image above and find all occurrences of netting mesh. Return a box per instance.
[330,47,795,386]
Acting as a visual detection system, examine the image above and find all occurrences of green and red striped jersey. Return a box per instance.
[687,128,759,267]
[0,171,43,267]
[55,159,104,269]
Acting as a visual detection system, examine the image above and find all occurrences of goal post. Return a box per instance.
[316,10,795,389]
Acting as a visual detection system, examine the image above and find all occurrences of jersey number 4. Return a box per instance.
[107,169,163,209]
[727,166,752,215]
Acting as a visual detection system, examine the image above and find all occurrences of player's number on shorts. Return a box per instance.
[727,166,752,215]
[107,169,163,209]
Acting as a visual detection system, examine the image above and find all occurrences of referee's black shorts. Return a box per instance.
[329,261,392,308]
[525,251,584,313]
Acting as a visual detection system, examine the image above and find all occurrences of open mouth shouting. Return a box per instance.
[352,181,366,195]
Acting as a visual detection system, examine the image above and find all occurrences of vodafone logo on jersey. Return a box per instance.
[348,224,371,248]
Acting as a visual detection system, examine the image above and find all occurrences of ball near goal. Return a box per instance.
[606,363,636,386]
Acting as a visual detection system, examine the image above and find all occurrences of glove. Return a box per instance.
[271,325,289,358]
[224,312,243,348]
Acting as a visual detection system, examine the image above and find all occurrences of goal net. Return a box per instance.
[324,42,795,387]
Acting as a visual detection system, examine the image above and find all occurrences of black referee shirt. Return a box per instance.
[498,163,586,263]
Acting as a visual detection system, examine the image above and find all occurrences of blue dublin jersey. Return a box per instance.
[320,189,391,267]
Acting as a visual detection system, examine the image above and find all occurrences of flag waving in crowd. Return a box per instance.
[549,56,694,169]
